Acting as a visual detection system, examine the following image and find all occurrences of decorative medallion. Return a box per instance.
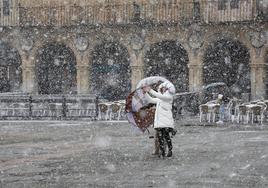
[129,34,144,51]
[21,37,33,51]
[249,31,266,48]
[188,32,203,50]
[75,36,89,52]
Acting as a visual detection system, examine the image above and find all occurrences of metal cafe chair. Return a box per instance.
[262,101,268,121]
[237,105,249,124]
[199,104,210,122]
[119,102,126,120]
[225,100,233,121]
[250,104,266,125]
[230,99,242,122]
[98,103,110,120]
[109,103,122,121]
[211,104,220,123]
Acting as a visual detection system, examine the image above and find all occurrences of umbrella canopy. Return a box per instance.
[125,76,172,132]
[136,76,168,89]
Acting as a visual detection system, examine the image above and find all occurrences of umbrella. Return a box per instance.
[136,76,168,90]
[125,76,170,132]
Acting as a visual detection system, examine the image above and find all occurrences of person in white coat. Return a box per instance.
[143,81,175,158]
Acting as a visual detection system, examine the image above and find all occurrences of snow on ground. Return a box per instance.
[0,119,268,188]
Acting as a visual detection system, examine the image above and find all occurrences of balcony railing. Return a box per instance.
[18,4,136,27]
[202,0,257,23]
[0,0,265,27]
[0,6,20,26]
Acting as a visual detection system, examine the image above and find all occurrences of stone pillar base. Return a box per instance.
[77,65,90,94]
[131,65,144,91]
[22,65,36,94]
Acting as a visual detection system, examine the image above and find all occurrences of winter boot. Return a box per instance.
[158,149,165,158]
[152,151,159,155]
[167,150,172,157]
[152,134,160,155]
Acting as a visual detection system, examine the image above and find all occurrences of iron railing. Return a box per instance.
[0,94,98,120]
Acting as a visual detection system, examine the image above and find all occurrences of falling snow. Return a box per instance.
[0,0,267,187]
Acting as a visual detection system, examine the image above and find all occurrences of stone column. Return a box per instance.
[187,25,204,92]
[131,65,144,91]
[248,30,267,100]
[76,54,90,94]
[188,52,203,92]
[126,33,145,91]
[129,51,144,91]
[18,36,36,94]
[250,48,266,100]
[73,35,91,94]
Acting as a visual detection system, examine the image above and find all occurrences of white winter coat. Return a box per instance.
[145,89,174,129]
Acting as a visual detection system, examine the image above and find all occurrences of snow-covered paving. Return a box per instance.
[0,120,268,188]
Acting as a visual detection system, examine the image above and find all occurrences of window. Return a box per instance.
[132,2,140,22]
[218,0,227,10]
[230,0,239,9]
[193,1,201,20]
[3,0,10,16]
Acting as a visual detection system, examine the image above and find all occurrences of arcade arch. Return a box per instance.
[0,41,22,93]
[144,40,189,92]
[36,43,77,94]
[203,38,251,97]
[91,41,131,101]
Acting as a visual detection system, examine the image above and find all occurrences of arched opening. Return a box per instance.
[203,39,250,97]
[144,40,189,92]
[91,41,131,101]
[36,43,77,94]
[0,41,22,93]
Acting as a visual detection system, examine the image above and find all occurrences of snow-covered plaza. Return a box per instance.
[1,119,268,188]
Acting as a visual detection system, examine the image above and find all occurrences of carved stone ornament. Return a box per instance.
[249,31,266,48]
[188,32,203,50]
[75,36,89,52]
[21,37,33,51]
[130,34,144,51]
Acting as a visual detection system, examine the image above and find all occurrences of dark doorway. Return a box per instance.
[91,41,131,101]
[203,39,250,98]
[144,40,189,92]
[0,41,22,93]
[36,43,77,94]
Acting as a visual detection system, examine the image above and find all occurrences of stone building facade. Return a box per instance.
[0,0,267,100]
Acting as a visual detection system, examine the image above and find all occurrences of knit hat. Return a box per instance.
[159,81,176,94]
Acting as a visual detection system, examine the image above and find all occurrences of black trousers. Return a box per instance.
[155,128,172,155]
